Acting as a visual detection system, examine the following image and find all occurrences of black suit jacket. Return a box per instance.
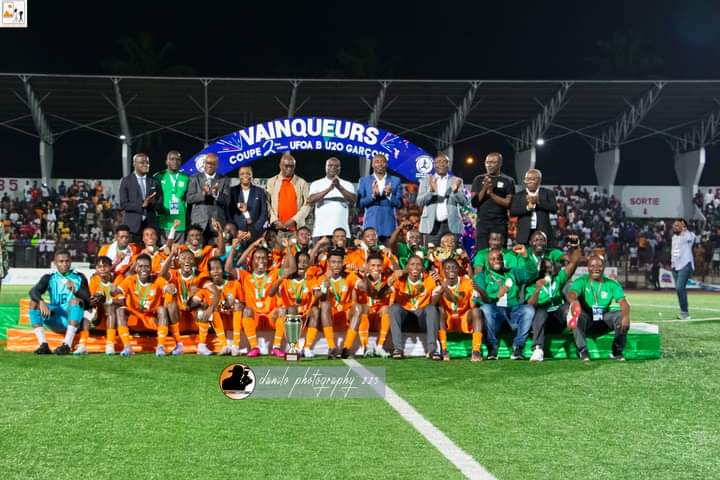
[229,184,268,239]
[509,187,557,244]
[119,173,162,234]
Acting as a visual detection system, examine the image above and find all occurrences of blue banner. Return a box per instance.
[180,116,434,181]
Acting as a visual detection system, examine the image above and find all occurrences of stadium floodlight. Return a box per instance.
[536,138,545,146]
[119,134,127,141]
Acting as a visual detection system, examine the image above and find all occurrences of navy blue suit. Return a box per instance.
[357,174,403,238]
[229,184,268,239]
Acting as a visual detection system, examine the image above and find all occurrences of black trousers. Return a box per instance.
[424,220,453,247]
[531,305,568,349]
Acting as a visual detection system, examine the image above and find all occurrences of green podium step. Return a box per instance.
[447,322,661,360]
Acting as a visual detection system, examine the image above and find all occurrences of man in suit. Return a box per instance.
[119,153,162,243]
[356,154,403,242]
[186,153,231,240]
[509,168,557,245]
[229,165,267,240]
[416,153,468,246]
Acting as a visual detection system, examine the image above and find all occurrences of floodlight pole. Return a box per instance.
[593,82,665,196]
[113,78,133,177]
[436,81,481,170]
[21,75,54,183]
[671,109,720,219]
[513,82,572,184]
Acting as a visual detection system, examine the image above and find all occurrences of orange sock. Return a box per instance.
[377,313,390,346]
[439,329,447,351]
[170,323,182,342]
[305,327,318,349]
[198,322,209,345]
[79,330,89,345]
[358,314,369,347]
[106,328,116,346]
[118,326,131,347]
[212,313,226,345]
[323,326,336,349]
[157,325,168,348]
[472,331,483,352]
[242,315,258,349]
[343,328,357,349]
[232,311,242,347]
[273,315,285,348]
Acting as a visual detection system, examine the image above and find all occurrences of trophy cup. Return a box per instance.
[285,315,301,362]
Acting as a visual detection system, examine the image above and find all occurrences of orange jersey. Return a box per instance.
[437,276,474,316]
[118,274,168,314]
[180,244,216,273]
[212,278,244,307]
[98,242,140,277]
[239,268,280,314]
[167,269,212,309]
[89,274,122,304]
[356,274,392,310]
[278,276,317,314]
[346,248,393,273]
[391,275,437,311]
[325,272,360,312]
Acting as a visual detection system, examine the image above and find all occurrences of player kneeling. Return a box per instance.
[29,249,90,355]
[433,258,483,362]
[116,254,171,357]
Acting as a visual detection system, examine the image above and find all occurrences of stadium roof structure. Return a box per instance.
[2,73,720,185]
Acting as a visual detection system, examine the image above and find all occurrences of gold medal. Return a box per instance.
[256,300,263,308]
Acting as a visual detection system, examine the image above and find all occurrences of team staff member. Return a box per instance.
[470,152,515,249]
[566,255,631,361]
[154,150,190,243]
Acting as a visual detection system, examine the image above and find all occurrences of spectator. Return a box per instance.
[119,153,162,243]
[186,152,231,241]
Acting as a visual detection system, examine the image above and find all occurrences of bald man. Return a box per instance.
[509,168,556,245]
[186,153,231,240]
[265,153,311,232]
[470,152,515,250]
[119,153,162,243]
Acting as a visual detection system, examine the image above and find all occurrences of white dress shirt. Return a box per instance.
[435,174,449,222]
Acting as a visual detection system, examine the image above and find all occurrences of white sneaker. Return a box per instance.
[231,345,241,356]
[530,347,544,363]
[302,347,314,359]
[374,346,390,358]
[197,344,213,356]
[105,343,115,355]
[155,345,166,357]
[217,346,232,356]
[363,346,374,358]
[73,344,88,355]
[120,346,134,357]
[171,342,184,356]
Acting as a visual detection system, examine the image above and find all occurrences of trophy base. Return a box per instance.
[285,351,300,362]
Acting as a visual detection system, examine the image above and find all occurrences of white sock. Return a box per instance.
[63,325,78,346]
[226,338,233,347]
[34,326,47,345]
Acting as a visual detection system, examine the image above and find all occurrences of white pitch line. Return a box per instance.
[653,316,720,323]
[632,303,720,313]
[343,359,496,480]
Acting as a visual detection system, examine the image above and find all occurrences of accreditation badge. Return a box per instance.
[592,305,604,322]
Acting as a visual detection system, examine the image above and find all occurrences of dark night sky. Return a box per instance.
[2,0,720,184]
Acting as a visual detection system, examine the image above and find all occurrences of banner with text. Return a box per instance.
[180,117,434,181]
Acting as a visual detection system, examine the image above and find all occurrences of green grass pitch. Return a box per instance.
[1,290,718,479]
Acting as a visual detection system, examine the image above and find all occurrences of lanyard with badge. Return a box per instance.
[167,172,181,215]
[589,280,604,321]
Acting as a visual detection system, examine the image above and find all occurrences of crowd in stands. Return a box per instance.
[1,175,719,280]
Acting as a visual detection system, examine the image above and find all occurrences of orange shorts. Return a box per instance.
[445,310,473,333]
[126,307,160,331]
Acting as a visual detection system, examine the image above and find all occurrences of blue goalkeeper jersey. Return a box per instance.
[30,270,90,308]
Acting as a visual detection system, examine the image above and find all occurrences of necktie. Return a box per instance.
[139,176,146,199]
